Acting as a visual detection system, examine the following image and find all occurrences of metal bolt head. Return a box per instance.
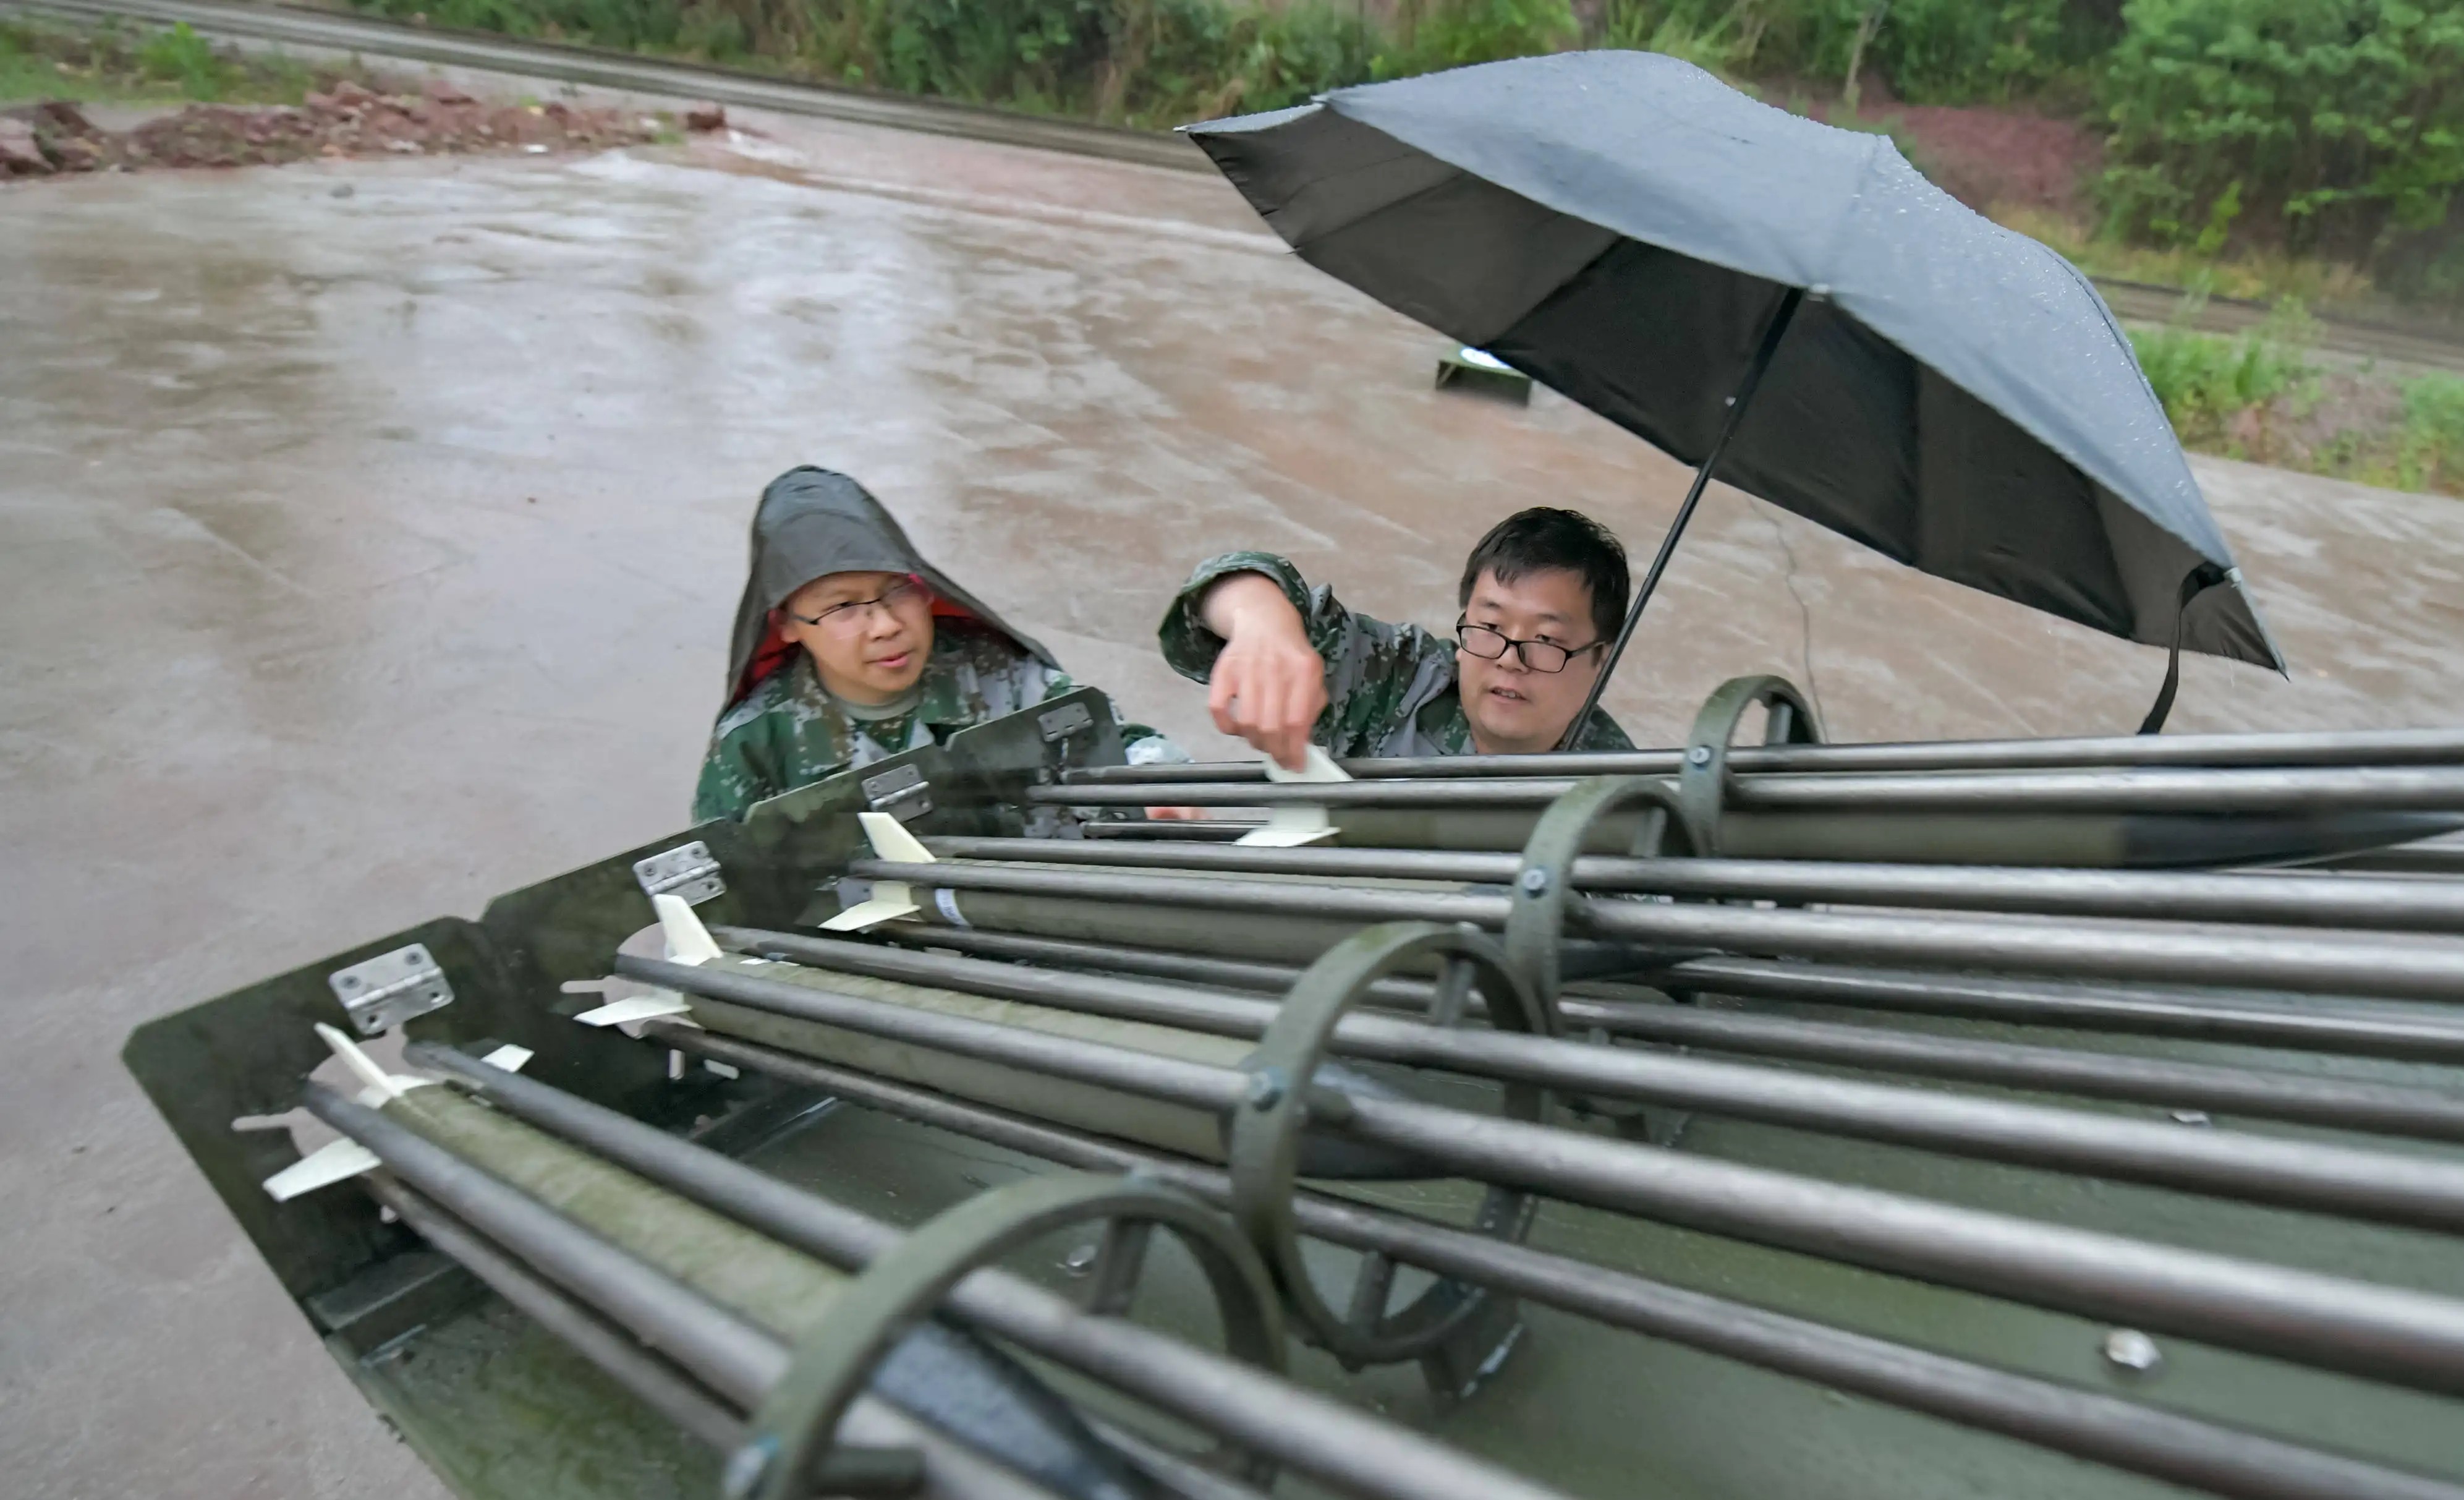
[2102,1327,2163,1374]
[1245,1068,1286,1110]
[1686,745,1712,765]
[721,1436,778,1499]
[1517,867,1550,896]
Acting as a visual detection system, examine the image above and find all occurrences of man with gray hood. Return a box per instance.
[694,468,1178,821]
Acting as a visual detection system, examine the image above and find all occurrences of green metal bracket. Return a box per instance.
[734,1171,1285,1500]
[1502,775,1696,1021]
[1678,674,1824,855]
[1502,777,1699,1133]
[1227,924,1545,1378]
[770,688,1132,927]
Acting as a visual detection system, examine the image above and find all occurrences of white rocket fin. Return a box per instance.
[655,892,723,965]
[313,1021,429,1101]
[263,1137,382,1201]
[576,992,695,1028]
[857,810,934,864]
[823,811,928,931]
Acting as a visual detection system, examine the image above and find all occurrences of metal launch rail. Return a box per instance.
[125,680,2464,1500]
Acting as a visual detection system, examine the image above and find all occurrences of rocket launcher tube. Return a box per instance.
[843,858,2464,1005]
[655,1025,2464,1500]
[405,1042,1581,1500]
[313,1081,1148,1500]
[617,949,2464,1399]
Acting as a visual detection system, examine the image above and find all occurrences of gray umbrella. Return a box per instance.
[1182,51,2283,738]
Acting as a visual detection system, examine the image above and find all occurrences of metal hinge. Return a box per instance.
[1038,701,1094,743]
[328,944,452,1035]
[863,764,933,820]
[634,841,724,905]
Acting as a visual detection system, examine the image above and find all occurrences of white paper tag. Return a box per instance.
[1237,745,1348,846]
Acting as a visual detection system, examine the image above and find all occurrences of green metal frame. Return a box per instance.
[1228,924,1546,1375]
[117,683,2464,1500]
[739,1172,1285,1500]
[117,693,1135,1499]
[1678,675,1824,856]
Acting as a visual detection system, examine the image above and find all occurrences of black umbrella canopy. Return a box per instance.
[1182,51,2284,676]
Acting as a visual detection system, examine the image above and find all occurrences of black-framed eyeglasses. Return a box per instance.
[789,576,928,633]
[1455,618,1605,674]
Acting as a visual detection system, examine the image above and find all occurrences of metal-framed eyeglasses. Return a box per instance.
[788,576,929,634]
[1455,618,1607,674]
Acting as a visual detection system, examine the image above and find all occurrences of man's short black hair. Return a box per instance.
[1458,508,1630,644]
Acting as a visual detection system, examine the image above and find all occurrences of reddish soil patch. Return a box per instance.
[1883,105,2101,218]
[1792,82,2102,218]
[1,82,726,177]
[2229,371,2408,474]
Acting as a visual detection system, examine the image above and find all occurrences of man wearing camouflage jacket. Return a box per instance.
[1157,508,1636,769]
[695,467,1176,822]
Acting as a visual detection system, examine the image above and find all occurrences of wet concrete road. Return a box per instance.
[4,107,2464,1499]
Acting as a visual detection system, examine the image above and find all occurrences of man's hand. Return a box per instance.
[1200,572,1328,772]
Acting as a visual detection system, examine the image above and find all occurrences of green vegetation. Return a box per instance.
[342,0,1396,123]
[2096,0,2464,305]
[1996,205,2381,307]
[2128,311,2464,495]
[1379,0,1576,79]
[2397,373,2464,493]
[1592,0,2110,103]
[2130,307,2318,437]
[321,0,2463,317]
[0,17,365,103]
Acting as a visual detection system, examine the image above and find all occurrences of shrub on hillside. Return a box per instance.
[2097,0,2464,291]
[2400,372,2464,491]
[1377,0,1577,78]
[352,0,1371,121]
[2128,319,2311,435]
[1591,0,2114,102]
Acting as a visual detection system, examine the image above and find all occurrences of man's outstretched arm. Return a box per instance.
[1160,552,1450,769]
[1195,571,1328,770]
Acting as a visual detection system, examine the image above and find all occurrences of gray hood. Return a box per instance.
[723,467,1057,708]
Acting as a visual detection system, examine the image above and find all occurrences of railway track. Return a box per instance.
[14,0,2464,374]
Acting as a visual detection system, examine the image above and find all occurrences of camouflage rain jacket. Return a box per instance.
[1157,552,1633,758]
[694,469,1170,822]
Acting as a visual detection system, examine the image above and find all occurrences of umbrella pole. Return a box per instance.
[1560,286,1806,749]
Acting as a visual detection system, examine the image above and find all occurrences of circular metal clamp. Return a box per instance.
[1678,674,1822,855]
[1502,775,1696,1021]
[1228,923,1547,1371]
[733,1172,1286,1500]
